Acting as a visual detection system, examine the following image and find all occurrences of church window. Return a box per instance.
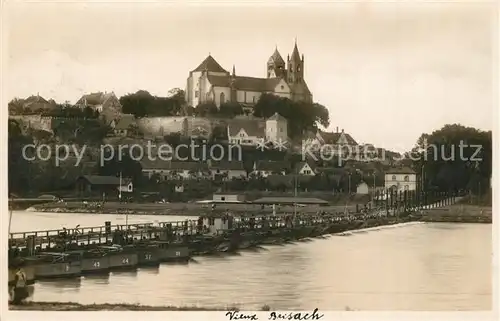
[297,66,301,72]
[220,92,225,104]
[195,92,199,98]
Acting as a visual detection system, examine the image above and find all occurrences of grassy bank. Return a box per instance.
[9,301,272,311]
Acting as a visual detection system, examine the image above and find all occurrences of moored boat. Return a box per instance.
[26,252,82,280]
[97,245,138,270]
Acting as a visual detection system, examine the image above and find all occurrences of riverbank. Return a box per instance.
[28,201,355,216]
[9,301,271,311]
[421,204,492,223]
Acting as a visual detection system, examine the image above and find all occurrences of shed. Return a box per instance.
[76,175,133,195]
[212,193,246,203]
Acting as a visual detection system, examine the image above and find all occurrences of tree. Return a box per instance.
[253,94,330,138]
[218,102,244,118]
[410,124,492,193]
[119,89,187,118]
[195,102,218,117]
[120,90,155,117]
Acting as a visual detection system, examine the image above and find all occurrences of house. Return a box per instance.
[227,118,266,146]
[185,41,312,109]
[293,161,317,176]
[75,175,132,195]
[384,167,417,192]
[75,92,122,122]
[212,193,246,203]
[9,95,57,114]
[140,159,209,180]
[303,127,358,157]
[356,182,369,195]
[252,160,289,177]
[207,160,247,180]
[265,113,288,145]
[111,114,137,136]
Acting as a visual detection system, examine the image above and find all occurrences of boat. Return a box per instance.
[26,252,82,279]
[96,245,138,270]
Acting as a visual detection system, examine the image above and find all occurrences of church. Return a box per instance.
[185,41,313,110]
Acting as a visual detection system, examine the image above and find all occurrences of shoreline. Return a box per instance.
[26,201,357,216]
[9,301,271,311]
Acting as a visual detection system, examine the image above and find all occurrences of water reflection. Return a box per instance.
[83,274,110,285]
[37,278,82,290]
[110,270,138,277]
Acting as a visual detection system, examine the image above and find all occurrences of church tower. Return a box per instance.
[267,47,286,78]
[287,40,304,84]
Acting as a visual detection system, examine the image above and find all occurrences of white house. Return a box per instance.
[227,119,265,146]
[140,160,209,180]
[265,113,288,144]
[384,167,417,192]
[293,161,316,176]
[303,127,358,157]
[208,160,247,180]
[252,160,288,177]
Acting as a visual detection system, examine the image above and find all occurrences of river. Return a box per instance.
[10,211,492,310]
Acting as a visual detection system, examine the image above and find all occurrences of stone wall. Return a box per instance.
[136,116,225,139]
[9,115,54,133]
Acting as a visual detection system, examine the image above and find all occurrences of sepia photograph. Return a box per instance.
[3,0,496,317]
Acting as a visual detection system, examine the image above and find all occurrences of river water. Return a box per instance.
[10,211,492,310]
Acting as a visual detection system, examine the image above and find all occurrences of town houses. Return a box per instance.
[8,42,410,197]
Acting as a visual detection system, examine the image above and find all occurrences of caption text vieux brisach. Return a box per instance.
[225,308,324,321]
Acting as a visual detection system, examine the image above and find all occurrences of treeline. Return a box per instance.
[408,124,492,194]
[119,88,186,117]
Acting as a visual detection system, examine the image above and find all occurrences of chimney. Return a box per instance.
[336,127,339,133]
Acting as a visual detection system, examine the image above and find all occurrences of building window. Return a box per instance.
[404,175,409,182]
[280,85,284,90]
[221,196,226,201]
[404,185,409,191]
[392,175,396,181]
[253,96,256,103]
[280,128,283,132]
[220,92,225,104]
[195,91,199,98]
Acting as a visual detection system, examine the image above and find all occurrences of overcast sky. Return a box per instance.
[5,1,496,151]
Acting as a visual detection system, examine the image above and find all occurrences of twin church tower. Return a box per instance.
[185,41,312,109]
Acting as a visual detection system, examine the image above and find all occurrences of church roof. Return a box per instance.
[267,48,285,66]
[291,42,301,61]
[192,55,228,73]
[207,75,282,92]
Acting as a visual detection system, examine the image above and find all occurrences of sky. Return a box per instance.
[4,1,497,151]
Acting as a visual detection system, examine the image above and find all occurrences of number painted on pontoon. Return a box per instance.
[122,258,129,264]
[144,254,152,260]
[93,261,100,268]
[175,251,181,257]
[65,264,70,272]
